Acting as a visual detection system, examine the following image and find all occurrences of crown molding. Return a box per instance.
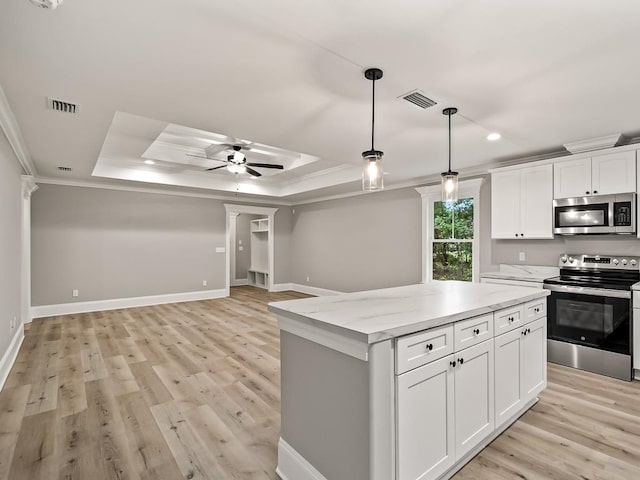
[0,84,37,175]
[563,134,622,154]
[33,176,294,205]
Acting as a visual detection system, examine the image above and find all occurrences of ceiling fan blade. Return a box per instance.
[186,153,210,160]
[245,167,262,177]
[246,163,284,169]
[206,165,227,171]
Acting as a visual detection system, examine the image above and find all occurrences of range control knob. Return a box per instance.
[622,259,628,266]
[631,259,638,267]
[568,256,575,263]
[613,258,619,265]
[561,255,568,263]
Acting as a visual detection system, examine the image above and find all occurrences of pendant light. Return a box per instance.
[362,68,384,191]
[441,107,459,203]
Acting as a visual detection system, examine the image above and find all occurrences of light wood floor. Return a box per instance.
[1,286,639,480]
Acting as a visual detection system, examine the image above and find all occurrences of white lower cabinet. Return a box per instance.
[396,355,455,480]
[453,340,495,459]
[494,317,547,428]
[396,339,494,480]
[396,301,547,480]
[521,317,547,398]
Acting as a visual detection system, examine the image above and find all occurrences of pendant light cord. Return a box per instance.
[371,76,376,151]
[448,111,452,172]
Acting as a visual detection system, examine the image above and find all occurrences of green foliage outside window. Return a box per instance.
[432,198,474,281]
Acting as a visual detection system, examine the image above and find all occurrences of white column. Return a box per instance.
[21,175,38,324]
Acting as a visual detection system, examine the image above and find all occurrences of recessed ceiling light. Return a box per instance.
[487,132,501,141]
[144,159,155,165]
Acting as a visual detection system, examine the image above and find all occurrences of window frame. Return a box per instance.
[416,178,483,283]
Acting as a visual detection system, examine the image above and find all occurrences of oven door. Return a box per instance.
[545,285,631,355]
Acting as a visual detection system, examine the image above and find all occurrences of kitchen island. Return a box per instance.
[268,281,550,480]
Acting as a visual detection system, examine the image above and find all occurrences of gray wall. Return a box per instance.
[274,206,293,285]
[290,188,422,292]
[31,185,291,305]
[234,214,260,280]
[0,130,23,361]
[281,331,370,480]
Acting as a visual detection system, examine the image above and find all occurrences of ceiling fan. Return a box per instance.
[188,145,284,177]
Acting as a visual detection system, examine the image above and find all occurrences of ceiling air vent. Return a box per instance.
[57,166,72,172]
[399,89,437,110]
[47,97,80,114]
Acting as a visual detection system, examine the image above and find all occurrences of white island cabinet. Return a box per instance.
[269,281,549,480]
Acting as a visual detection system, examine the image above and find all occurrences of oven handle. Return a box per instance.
[543,284,631,299]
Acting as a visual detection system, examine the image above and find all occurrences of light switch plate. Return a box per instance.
[519,252,525,261]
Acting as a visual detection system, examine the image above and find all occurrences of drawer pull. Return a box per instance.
[523,328,531,336]
[473,328,480,335]
[458,357,464,365]
[534,307,540,313]
[426,343,433,351]
[508,316,514,323]
[450,360,457,368]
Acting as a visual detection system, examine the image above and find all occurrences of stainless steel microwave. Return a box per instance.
[553,193,636,235]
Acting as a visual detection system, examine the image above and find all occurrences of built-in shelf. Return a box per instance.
[248,269,269,288]
[250,218,269,232]
[249,217,269,289]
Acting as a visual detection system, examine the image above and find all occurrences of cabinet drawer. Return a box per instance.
[494,304,525,336]
[454,313,494,352]
[525,298,546,322]
[396,325,454,375]
[633,291,640,306]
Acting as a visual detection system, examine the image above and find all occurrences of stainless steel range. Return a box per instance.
[543,254,638,381]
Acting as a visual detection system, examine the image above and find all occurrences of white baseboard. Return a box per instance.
[271,283,343,296]
[31,288,228,319]
[271,283,294,292]
[0,324,25,391]
[231,278,249,286]
[276,438,327,480]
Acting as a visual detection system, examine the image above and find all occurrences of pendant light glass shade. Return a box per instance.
[441,107,459,203]
[441,171,459,203]
[362,150,384,190]
[362,68,384,191]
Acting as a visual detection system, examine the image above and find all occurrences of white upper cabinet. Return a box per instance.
[553,158,591,198]
[491,164,553,239]
[554,150,636,198]
[591,150,636,195]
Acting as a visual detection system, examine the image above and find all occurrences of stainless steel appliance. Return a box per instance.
[553,193,635,235]
[543,254,638,381]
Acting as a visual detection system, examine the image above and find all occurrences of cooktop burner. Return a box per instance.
[543,253,640,291]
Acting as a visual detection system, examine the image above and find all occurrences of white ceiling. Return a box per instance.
[2,0,640,203]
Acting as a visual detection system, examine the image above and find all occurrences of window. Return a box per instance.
[416,179,482,283]
[432,198,474,281]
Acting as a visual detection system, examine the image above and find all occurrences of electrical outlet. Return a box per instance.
[202,280,207,287]
[519,252,526,262]
[306,276,310,283]
[238,240,242,245]
[238,246,244,251]
[10,316,15,330]
[72,289,79,297]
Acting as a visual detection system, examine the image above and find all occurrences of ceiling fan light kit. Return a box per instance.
[441,107,459,203]
[362,67,384,191]
[196,144,283,177]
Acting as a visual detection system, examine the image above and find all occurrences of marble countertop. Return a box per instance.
[269,281,549,344]
[632,282,640,291]
[481,264,559,283]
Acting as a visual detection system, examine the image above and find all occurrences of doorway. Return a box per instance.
[224,204,278,295]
